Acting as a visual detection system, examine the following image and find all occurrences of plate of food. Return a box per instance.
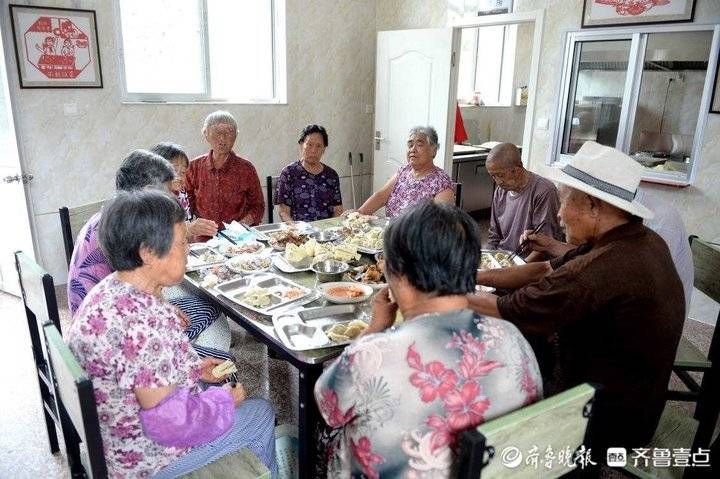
[343,211,378,230]
[218,241,265,257]
[186,245,226,271]
[347,263,386,289]
[344,227,384,254]
[251,221,316,241]
[317,282,373,304]
[272,304,370,351]
[479,250,525,270]
[268,229,310,251]
[226,254,273,274]
[216,274,312,315]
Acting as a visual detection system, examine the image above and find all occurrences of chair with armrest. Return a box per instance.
[59,200,106,267]
[457,383,600,478]
[667,236,720,452]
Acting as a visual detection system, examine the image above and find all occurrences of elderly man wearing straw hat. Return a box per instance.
[469,141,684,454]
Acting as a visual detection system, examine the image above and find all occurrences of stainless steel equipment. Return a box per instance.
[452,144,494,212]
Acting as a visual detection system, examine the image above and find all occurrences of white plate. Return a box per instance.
[317,282,373,304]
[218,241,265,257]
[226,254,273,274]
[273,255,312,273]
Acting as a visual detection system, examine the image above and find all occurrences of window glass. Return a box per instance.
[561,40,631,154]
[629,31,712,176]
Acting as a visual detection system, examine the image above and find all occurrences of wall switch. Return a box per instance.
[536,117,549,130]
[63,103,78,116]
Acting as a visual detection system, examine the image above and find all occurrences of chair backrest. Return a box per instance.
[265,175,279,224]
[690,237,720,305]
[457,383,599,478]
[43,323,107,479]
[690,236,720,365]
[454,182,463,208]
[15,251,62,368]
[14,251,64,455]
[60,200,106,267]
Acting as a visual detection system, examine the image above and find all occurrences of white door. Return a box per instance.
[373,28,456,193]
[0,30,35,296]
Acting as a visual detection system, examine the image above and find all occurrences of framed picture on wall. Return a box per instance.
[582,0,696,28]
[477,0,513,16]
[9,4,103,88]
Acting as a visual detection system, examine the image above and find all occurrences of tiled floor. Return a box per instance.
[1,278,716,478]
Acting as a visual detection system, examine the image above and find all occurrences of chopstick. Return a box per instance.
[508,221,546,262]
[218,230,237,245]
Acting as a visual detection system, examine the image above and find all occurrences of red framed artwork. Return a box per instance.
[9,4,103,88]
[582,0,696,28]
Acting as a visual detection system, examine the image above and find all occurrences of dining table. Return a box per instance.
[183,217,376,478]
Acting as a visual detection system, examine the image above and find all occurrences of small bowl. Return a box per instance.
[317,282,373,304]
[310,230,341,243]
[311,259,349,283]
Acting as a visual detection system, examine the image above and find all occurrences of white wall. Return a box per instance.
[1,0,377,283]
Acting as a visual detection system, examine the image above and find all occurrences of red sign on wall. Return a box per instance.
[10,5,102,88]
[24,16,91,79]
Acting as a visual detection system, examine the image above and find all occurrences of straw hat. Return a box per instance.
[547,141,653,219]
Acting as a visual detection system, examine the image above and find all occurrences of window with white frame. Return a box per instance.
[552,26,719,186]
[118,0,286,103]
[457,25,516,106]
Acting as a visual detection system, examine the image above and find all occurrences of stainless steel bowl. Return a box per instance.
[310,229,341,243]
[311,259,349,283]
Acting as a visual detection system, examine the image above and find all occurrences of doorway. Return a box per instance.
[450,11,544,216]
[0,27,35,295]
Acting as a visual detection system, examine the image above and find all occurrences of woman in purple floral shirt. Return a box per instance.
[314,201,541,478]
[358,126,454,218]
[274,124,344,222]
[67,190,276,478]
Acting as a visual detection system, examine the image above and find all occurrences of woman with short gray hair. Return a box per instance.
[357,125,454,218]
[67,190,277,478]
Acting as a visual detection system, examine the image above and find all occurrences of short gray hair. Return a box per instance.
[99,190,186,271]
[203,110,238,134]
[408,126,439,147]
[115,149,176,191]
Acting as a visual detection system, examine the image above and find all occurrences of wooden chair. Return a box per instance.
[667,236,720,452]
[43,323,107,479]
[14,251,65,456]
[59,200,106,267]
[265,175,279,223]
[457,383,600,478]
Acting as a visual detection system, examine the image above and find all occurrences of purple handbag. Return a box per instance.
[139,386,235,448]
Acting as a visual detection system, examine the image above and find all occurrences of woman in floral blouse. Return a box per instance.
[314,201,541,478]
[274,124,344,222]
[357,126,454,218]
[67,190,276,478]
